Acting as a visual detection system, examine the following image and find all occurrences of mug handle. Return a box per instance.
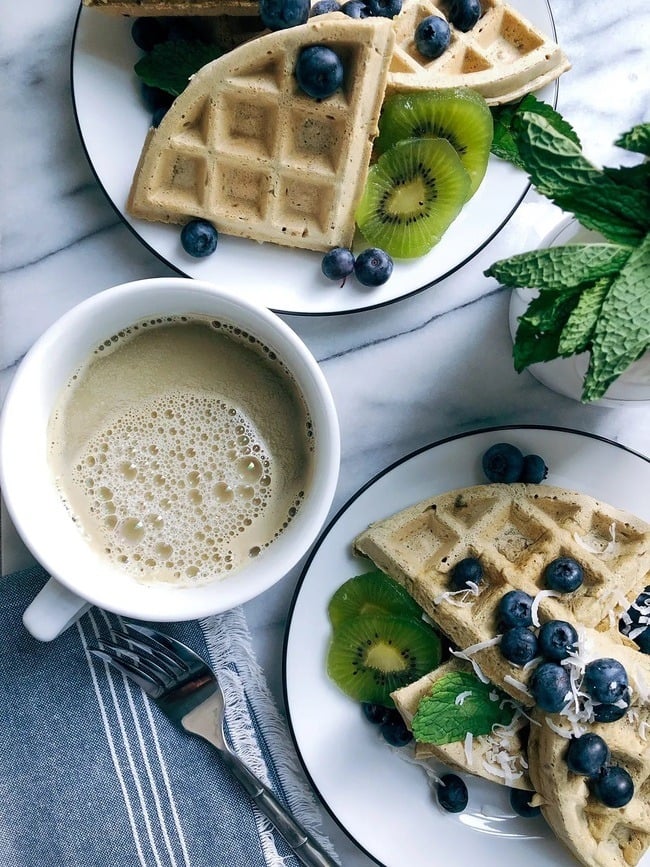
[22,577,92,641]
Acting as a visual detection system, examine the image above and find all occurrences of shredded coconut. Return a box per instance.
[464,732,474,767]
[503,675,533,698]
[455,691,473,706]
[433,581,483,606]
[530,589,561,627]
[573,521,617,556]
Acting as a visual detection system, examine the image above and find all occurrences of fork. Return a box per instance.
[89,623,338,867]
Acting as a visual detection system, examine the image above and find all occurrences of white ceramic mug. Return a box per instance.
[0,277,340,640]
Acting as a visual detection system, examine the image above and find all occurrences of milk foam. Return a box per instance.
[48,316,313,586]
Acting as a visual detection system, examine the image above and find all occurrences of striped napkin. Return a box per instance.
[0,566,338,867]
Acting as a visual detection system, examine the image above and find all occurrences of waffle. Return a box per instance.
[391,658,533,789]
[528,706,650,867]
[82,0,260,16]
[354,484,650,707]
[127,15,395,251]
[387,0,571,105]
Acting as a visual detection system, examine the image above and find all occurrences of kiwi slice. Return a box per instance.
[375,88,494,199]
[327,613,442,706]
[355,136,470,259]
[328,570,423,627]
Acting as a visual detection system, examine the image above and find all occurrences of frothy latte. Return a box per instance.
[48,315,314,586]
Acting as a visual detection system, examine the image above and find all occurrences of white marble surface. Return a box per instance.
[1,1,649,864]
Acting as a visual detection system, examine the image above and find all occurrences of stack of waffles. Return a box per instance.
[354,483,650,867]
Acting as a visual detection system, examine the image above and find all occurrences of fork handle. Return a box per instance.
[219,750,339,867]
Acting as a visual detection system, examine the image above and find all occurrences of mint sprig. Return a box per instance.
[134,39,224,96]
[411,671,515,745]
[486,107,650,402]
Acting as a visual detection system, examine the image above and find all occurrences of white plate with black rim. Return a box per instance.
[70,2,560,316]
[283,425,650,867]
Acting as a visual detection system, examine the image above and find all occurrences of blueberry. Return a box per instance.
[437,773,468,813]
[500,627,538,666]
[448,0,481,31]
[530,661,571,712]
[520,454,548,484]
[380,714,413,747]
[482,442,524,483]
[592,695,630,723]
[309,0,341,12]
[340,0,370,16]
[538,620,578,662]
[450,556,483,590]
[544,557,584,593]
[590,765,634,808]
[131,17,168,51]
[509,788,541,818]
[354,248,394,286]
[180,220,219,258]
[582,658,628,705]
[295,45,344,100]
[361,702,391,725]
[321,247,355,282]
[152,106,168,128]
[259,0,310,29]
[498,590,534,629]
[366,0,402,17]
[141,83,173,114]
[565,733,610,777]
[414,15,451,59]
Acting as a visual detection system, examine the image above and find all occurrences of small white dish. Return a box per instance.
[508,217,650,406]
[284,426,649,867]
[70,1,560,316]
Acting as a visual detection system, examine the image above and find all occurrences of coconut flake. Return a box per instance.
[455,690,473,706]
[450,650,490,684]
[530,589,561,627]
[464,732,474,767]
[504,675,533,698]
[433,582,483,606]
[573,522,618,557]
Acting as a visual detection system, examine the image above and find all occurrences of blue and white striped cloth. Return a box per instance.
[0,566,337,867]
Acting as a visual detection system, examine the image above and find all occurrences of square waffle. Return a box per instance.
[354,484,650,706]
[387,0,571,104]
[127,15,396,251]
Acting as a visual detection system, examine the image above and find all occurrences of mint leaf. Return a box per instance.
[484,243,633,290]
[512,287,581,371]
[134,39,223,96]
[557,276,612,356]
[582,233,650,401]
[411,671,515,745]
[516,114,649,245]
[490,94,580,169]
[615,123,650,157]
[604,163,650,191]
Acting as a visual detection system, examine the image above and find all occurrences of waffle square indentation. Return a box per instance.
[219,94,279,160]
[158,152,208,211]
[287,109,348,174]
[277,173,335,235]
[216,161,272,222]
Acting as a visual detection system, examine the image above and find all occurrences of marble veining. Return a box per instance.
[1,1,649,863]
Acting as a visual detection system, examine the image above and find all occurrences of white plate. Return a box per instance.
[70,3,559,316]
[284,426,650,867]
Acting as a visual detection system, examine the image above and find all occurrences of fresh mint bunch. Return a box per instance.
[487,100,650,402]
[135,39,223,96]
[411,670,515,744]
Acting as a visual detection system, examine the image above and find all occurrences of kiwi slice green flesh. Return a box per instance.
[375,88,494,199]
[328,570,423,628]
[327,613,442,707]
[355,136,470,259]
